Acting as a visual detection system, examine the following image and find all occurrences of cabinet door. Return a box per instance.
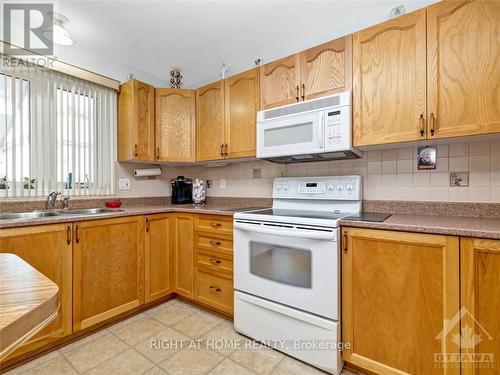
[224,68,259,159]
[259,54,301,110]
[0,224,72,361]
[118,80,155,161]
[461,238,500,375]
[145,214,173,303]
[172,213,194,298]
[342,228,460,375]
[73,216,144,331]
[155,88,195,162]
[300,35,352,100]
[196,80,225,161]
[427,0,500,139]
[352,10,427,147]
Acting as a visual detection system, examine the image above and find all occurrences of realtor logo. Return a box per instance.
[435,307,494,368]
[3,3,54,55]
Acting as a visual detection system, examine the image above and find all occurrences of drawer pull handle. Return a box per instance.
[209,286,222,292]
[210,222,222,228]
[209,258,222,264]
[209,240,222,247]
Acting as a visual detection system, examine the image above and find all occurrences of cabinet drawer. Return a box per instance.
[195,215,233,236]
[196,250,233,274]
[195,270,233,315]
[196,234,233,255]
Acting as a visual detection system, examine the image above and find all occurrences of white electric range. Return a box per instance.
[233,176,362,375]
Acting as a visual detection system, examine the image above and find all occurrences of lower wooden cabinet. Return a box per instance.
[172,213,195,298]
[145,214,173,303]
[461,238,500,375]
[0,224,72,360]
[73,216,145,331]
[342,227,460,375]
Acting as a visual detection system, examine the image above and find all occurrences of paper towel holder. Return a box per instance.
[133,167,162,179]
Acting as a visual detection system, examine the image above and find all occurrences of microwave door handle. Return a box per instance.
[234,222,334,240]
[318,112,324,149]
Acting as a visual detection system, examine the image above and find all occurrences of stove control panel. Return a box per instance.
[274,176,361,200]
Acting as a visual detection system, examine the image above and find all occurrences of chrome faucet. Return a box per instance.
[46,191,61,209]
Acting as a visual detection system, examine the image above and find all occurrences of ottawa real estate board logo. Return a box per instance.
[3,3,54,55]
[435,307,494,368]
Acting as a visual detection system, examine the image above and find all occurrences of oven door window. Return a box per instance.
[249,241,312,288]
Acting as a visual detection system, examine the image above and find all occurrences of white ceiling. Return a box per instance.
[16,0,440,87]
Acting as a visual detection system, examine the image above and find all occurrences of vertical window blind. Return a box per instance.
[0,58,117,198]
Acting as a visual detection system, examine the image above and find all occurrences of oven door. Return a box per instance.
[234,220,340,320]
[257,111,324,158]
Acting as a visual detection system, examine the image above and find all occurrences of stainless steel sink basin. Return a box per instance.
[0,211,60,220]
[60,208,122,215]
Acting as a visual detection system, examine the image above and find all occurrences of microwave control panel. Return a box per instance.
[325,106,350,150]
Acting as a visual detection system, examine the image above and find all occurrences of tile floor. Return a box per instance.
[5,299,358,375]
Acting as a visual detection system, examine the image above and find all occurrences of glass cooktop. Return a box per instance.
[245,208,351,221]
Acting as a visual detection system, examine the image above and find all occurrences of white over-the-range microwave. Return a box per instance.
[256,92,361,163]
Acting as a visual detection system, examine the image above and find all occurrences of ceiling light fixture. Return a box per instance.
[43,13,74,46]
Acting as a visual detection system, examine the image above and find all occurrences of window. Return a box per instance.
[0,61,116,197]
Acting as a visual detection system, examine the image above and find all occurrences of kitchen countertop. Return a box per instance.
[0,254,59,360]
[340,214,500,240]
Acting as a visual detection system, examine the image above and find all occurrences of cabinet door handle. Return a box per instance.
[220,144,224,157]
[301,83,305,101]
[145,217,150,232]
[209,258,222,264]
[210,222,222,228]
[66,225,72,245]
[430,113,436,136]
[134,144,139,157]
[75,224,80,244]
[209,285,222,292]
[224,143,229,157]
[295,85,300,102]
[209,240,222,247]
[342,231,348,253]
[156,147,160,160]
[419,114,425,137]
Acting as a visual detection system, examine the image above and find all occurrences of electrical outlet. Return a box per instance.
[219,179,226,189]
[119,178,130,190]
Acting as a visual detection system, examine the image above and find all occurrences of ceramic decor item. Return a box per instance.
[192,178,206,205]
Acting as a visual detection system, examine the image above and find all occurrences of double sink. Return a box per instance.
[0,208,122,221]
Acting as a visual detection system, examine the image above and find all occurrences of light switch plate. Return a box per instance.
[219,179,226,189]
[119,178,130,190]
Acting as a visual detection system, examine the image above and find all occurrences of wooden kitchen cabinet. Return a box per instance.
[118,79,156,161]
[0,224,72,361]
[352,9,427,147]
[196,80,225,161]
[145,214,173,303]
[342,227,460,375]
[461,238,500,375]
[73,216,144,331]
[224,68,259,158]
[427,0,500,139]
[155,88,196,162]
[300,36,352,101]
[171,213,194,298]
[260,54,301,110]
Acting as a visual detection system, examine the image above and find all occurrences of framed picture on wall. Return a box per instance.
[417,146,437,170]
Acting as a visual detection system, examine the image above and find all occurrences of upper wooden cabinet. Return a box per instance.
[461,238,500,375]
[0,224,72,361]
[73,216,144,331]
[342,227,460,375]
[260,36,352,110]
[196,80,225,161]
[196,70,260,162]
[118,80,155,161]
[260,54,300,110]
[145,214,173,303]
[155,89,196,162]
[300,36,352,101]
[427,0,500,139]
[225,68,260,159]
[353,9,427,147]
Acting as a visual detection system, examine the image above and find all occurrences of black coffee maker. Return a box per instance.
[171,176,193,204]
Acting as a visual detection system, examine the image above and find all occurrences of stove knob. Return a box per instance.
[284,185,289,191]
[328,184,335,191]
[337,184,344,191]
[277,185,282,191]
[346,184,353,191]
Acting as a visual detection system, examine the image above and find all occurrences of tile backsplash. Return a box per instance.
[120,140,500,203]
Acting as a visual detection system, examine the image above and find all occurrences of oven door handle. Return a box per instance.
[234,222,336,241]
